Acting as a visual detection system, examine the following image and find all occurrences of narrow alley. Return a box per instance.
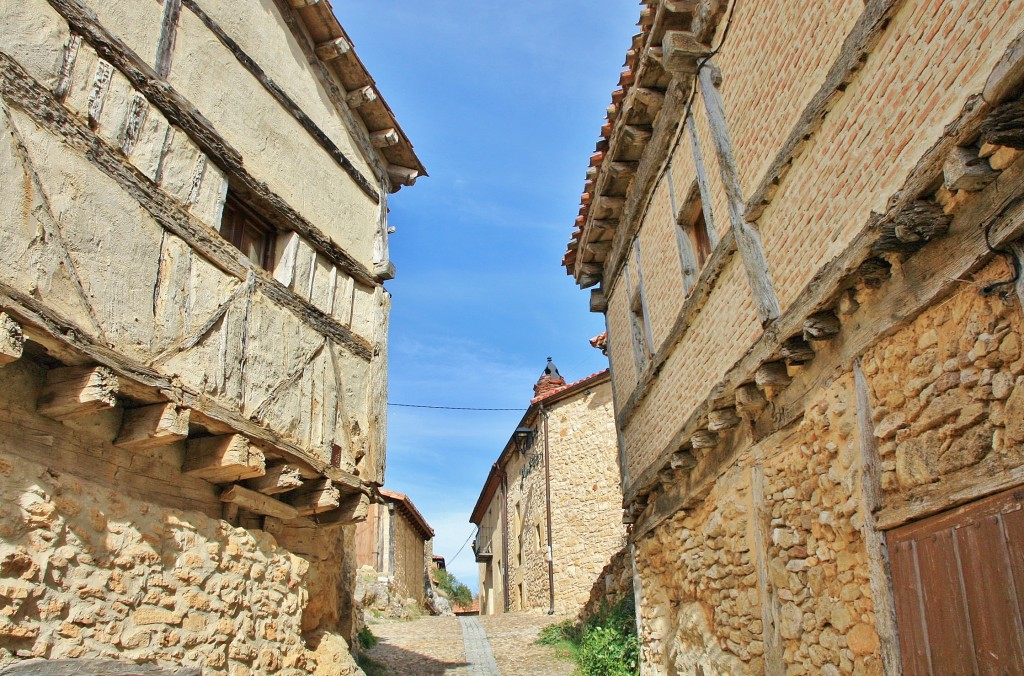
[362,614,575,675]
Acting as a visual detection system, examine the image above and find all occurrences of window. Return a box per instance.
[220,193,276,270]
[676,190,715,295]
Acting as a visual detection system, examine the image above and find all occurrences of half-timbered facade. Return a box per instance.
[565,1,1024,673]
[0,0,421,670]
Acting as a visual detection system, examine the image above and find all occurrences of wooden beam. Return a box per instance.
[687,116,720,245]
[707,407,741,431]
[344,85,377,108]
[751,464,784,675]
[37,366,119,420]
[314,37,350,61]
[114,403,189,451]
[305,492,369,527]
[689,429,718,449]
[754,361,790,388]
[662,31,708,76]
[183,434,265,483]
[698,65,780,324]
[803,311,841,341]
[590,287,608,313]
[670,450,697,469]
[220,484,298,520]
[735,383,767,420]
[0,312,24,365]
[370,128,400,148]
[289,478,341,516]
[853,360,903,675]
[779,337,815,364]
[245,463,304,495]
[387,164,419,187]
[981,99,1024,150]
[288,0,320,6]
[984,31,1024,106]
[943,146,997,192]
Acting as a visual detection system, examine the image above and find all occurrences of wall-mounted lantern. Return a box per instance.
[514,426,534,455]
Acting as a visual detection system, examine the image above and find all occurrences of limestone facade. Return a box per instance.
[0,0,421,671]
[470,366,626,616]
[354,489,434,607]
[564,0,1024,672]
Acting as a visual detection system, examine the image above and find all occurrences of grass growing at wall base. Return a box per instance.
[537,596,640,675]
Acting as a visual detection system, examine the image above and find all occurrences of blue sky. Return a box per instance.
[337,3,639,588]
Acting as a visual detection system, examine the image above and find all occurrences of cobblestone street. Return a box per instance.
[363,614,576,675]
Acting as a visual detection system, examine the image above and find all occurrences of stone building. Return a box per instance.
[564,0,1024,673]
[0,0,422,671]
[354,489,435,607]
[470,361,625,616]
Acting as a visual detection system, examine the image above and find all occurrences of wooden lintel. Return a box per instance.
[220,484,298,520]
[370,128,400,148]
[315,37,351,61]
[662,31,708,76]
[289,478,341,516]
[345,85,377,109]
[183,434,265,483]
[245,463,304,495]
[37,366,119,420]
[114,403,189,451]
[0,312,25,365]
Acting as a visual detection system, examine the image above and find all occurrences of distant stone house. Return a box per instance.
[564,0,1024,673]
[470,360,625,616]
[0,0,422,670]
[354,488,435,606]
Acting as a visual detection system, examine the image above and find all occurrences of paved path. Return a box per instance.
[363,613,575,675]
[459,617,500,675]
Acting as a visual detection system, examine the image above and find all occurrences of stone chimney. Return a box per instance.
[533,357,567,398]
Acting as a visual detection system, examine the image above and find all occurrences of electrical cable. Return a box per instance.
[446,527,477,566]
[387,403,526,411]
[982,216,1022,295]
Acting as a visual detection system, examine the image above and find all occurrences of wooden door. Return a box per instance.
[888,486,1024,675]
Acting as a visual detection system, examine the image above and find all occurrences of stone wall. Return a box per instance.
[547,380,626,613]
[634,471,757,674]
[497,376,624,616]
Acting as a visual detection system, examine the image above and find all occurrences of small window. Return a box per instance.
[220,194,276,270]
